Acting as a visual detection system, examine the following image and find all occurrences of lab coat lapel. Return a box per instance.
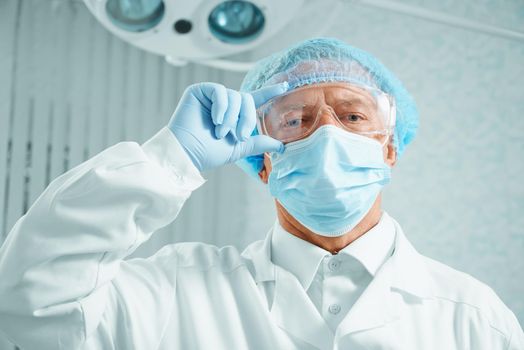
[244,228,333,349]
[335,218,435,342]
[271,266,334,350]
[335,261,399,341]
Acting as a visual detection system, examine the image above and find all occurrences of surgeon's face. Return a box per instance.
[257,83,397,184]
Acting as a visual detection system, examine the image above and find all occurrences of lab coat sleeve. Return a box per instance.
[0,127,206,350]
[506,316,524,350]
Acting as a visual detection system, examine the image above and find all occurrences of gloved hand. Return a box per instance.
[168,82,288,172]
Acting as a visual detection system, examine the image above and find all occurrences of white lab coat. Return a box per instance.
[0,127,522,350]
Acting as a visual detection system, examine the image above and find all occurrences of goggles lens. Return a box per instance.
[257,83,395,144]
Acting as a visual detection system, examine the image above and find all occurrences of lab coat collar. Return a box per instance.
[388,217,436,299]
[246,214,433,298]
[337,211,396,277]
[271,220,328,290]
[270,211,397,293]
[243,215,435,347]
[242,227,275,284]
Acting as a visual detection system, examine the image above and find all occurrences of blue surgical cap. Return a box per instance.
[236,37,419,180]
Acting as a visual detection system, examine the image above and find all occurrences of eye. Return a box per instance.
[341,113,364,122]
[283,118,302,128]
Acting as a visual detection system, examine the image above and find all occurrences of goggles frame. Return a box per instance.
[256,82,396,146]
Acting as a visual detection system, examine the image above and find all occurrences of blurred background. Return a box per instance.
[0,0,523,348]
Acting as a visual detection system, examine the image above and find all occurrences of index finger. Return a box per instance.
[198,82,228,125]
[250,82,289,108]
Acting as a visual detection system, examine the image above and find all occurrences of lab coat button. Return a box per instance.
[328,258,341,271]
[328,303,341,315]
[171,170,182,180]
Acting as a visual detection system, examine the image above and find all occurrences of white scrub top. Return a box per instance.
[0,128,522,350]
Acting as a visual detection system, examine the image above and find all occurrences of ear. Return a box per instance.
[384,141,397,167]
[258,153,272,184]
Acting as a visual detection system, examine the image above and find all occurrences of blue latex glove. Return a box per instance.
[168,82,288,172]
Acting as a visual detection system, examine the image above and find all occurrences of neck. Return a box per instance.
[276,195,383,255]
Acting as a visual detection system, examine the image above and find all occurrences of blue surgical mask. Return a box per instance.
[268,125,391,237]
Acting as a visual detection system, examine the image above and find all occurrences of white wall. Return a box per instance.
[0,0,522,348]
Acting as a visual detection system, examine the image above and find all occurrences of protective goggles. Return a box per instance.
[256,82,396,145]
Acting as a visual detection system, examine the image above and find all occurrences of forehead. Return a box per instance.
[273,82,376,107]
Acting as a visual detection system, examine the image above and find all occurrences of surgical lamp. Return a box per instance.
[83,0,303,71]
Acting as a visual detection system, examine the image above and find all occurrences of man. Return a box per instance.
[0,38,522,349]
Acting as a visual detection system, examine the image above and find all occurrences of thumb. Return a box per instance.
[236,135,284,159]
